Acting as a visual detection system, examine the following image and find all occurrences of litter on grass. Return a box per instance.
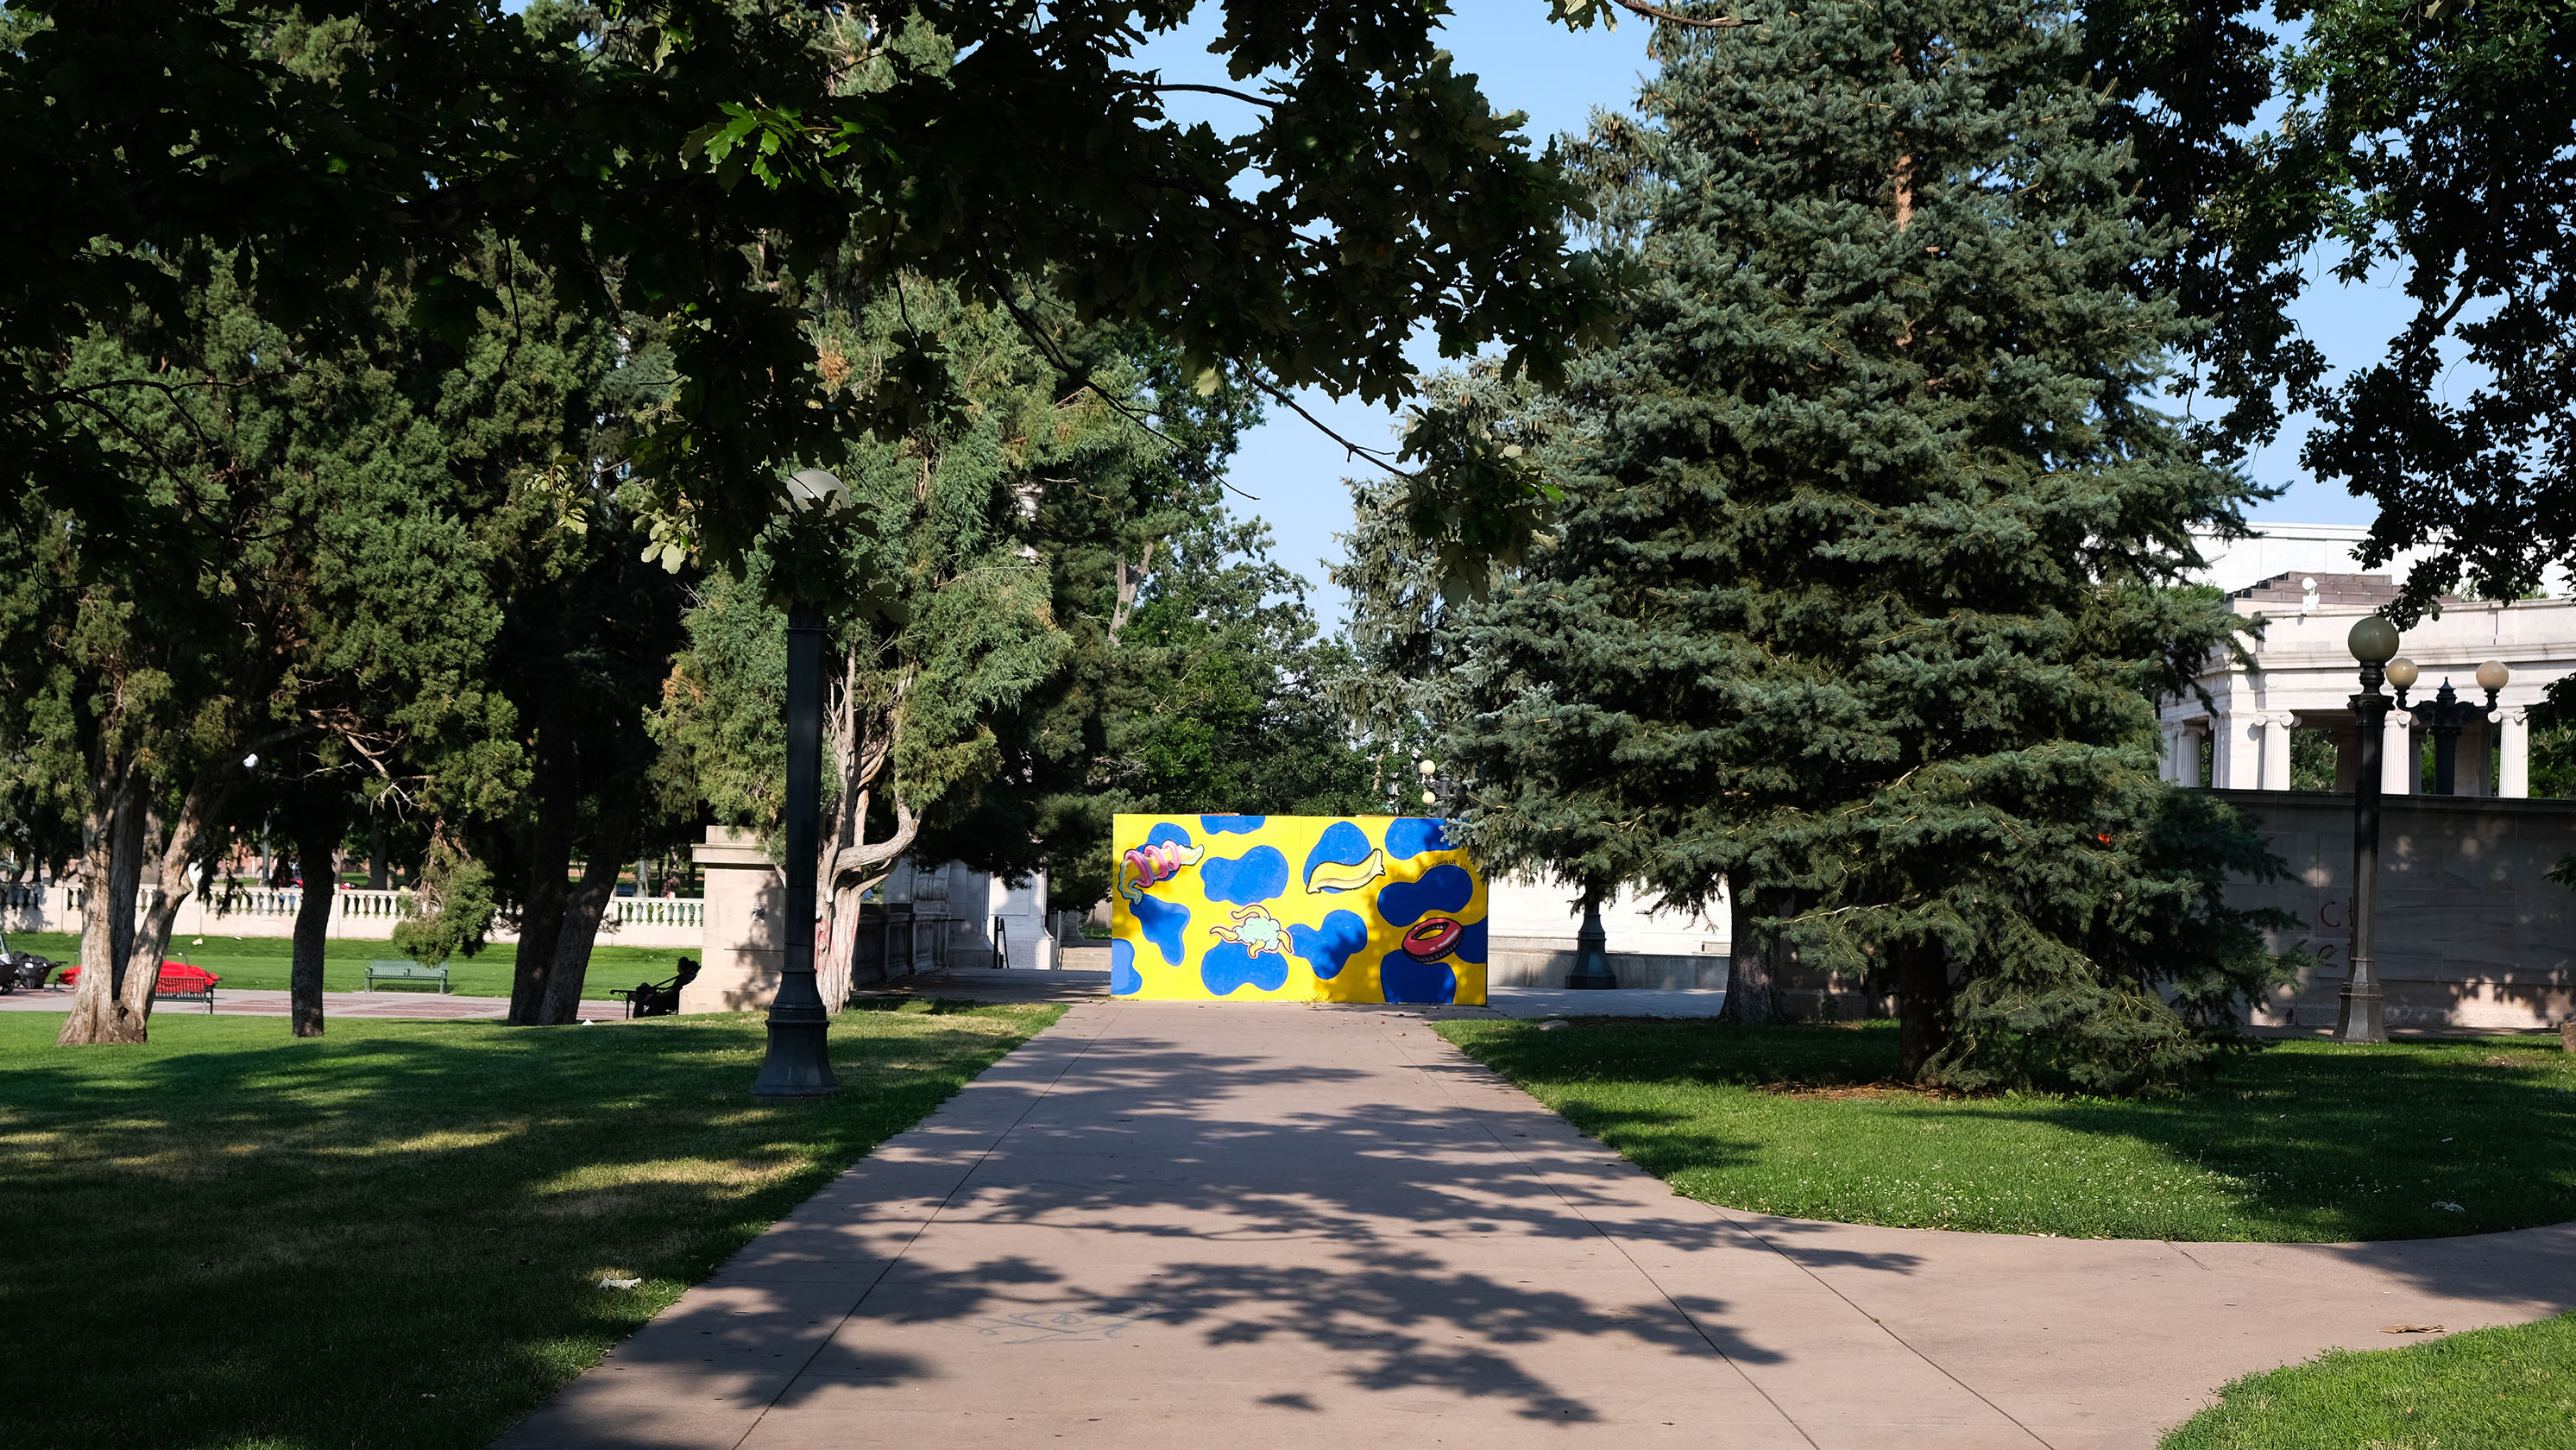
[599,1277,642,1289]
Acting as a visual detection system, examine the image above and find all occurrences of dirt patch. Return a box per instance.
[1754,1081,1959,1102]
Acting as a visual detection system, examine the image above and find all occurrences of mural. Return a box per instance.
[1109,815,1487,1004]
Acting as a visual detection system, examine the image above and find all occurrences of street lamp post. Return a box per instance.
[1566,886,1617,990]
[753,471,848,1100]
[2339,617,2398,1044]
[2338,622,2510,1046]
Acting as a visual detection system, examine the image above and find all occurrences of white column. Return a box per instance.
[2384,714,2415,794]
[2159,723,2187,783]
[2214,711,2262,789]
[2259,714,2295,791]
[2502,707,2532,798]
[2457,716,2492,798]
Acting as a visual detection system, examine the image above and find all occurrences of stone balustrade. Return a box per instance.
[3,883,703,948]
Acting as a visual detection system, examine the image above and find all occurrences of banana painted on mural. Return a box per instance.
[1304,848,1384,894]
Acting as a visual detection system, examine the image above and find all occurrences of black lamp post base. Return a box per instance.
[751,1022,841,1099]
[1567,890,1617,990]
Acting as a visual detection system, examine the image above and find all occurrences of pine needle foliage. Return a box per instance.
[1447,0,2296,1092]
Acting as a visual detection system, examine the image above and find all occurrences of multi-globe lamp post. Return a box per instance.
[751,469,852,1101]
[2337,618,2508,1045]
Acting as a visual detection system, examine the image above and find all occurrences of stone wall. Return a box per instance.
[1485,938,1730,990]
[2217,788,2576,1031]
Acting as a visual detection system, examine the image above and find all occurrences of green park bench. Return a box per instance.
[365,959,450,993]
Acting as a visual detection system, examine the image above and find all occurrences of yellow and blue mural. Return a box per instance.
[1109,815,1487,1005]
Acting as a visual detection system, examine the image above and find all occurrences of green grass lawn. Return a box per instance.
[1438,1018,2576,1242]
[3,930,689,999]
[2161,1314,2576,1448]
[0,1001,1061,1450]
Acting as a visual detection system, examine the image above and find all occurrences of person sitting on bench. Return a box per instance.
[614,955,701,1018]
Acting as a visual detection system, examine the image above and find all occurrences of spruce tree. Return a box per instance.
[1446,0,2293,1090]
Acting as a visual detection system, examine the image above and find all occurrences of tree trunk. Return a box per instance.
[1893,939,1953,1082]
[1108,540,1156,646]
[1718,880,1784,1025]
[539,794,641,1024]
[118,776,221,1028]
[289,791,346,1038]
[59,769,145,1045]
[507,735,579,1025]
[815,659,915,1005]
[367,822,388,890]
[62,769,226,1044]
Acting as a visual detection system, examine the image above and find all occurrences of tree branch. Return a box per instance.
[1143,83,1280,110]
[1244,372,1419,481]
[1609,0,1749,28]
[977,267,1263,499]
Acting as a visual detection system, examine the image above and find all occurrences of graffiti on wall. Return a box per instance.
[1108,815,1487,1004]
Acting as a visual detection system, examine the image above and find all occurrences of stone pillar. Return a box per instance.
[2259,714,2295,791]
[2159,722,2187,783]
[2501,707,2533,798]
[2214,711,2262,789]
[2457,715,2492,798]
[2385,715,2415,795]
[2330,723,2360,793]
[682,827,784,1012]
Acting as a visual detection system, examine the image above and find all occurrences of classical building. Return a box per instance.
[2151,525,2576,1031]
[2160,520,2576,795]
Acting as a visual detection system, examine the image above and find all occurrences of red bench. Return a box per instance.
[58,961,222,1013]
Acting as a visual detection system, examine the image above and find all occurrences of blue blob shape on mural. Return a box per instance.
[1303,820,1375,879]
[1376,863,1475,927]
[1383,817,1454,860]
[1287,910,1370,980]
[1131,893,1190,965]
[1452,917,1487,965]
[1200,940,1288,996]
[1110,937,1142,996]
[1146,822,1194,850]
[1200,846,1289,905]
[1376,949,1458,1005]
[1200,815,1267,835]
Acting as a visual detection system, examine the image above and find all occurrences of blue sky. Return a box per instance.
[1135,4,2417,625]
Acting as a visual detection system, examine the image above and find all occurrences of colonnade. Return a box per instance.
[2159,708,2534,798]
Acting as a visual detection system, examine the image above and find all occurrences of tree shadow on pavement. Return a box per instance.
[726,1016,1930,1427]
[0,1007,1053,1450]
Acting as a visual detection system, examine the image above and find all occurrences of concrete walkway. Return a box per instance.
[494,999,2576,1450]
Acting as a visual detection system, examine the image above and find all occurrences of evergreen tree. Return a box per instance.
[1443,0,2295,1090]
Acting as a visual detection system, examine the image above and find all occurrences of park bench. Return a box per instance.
[611,955,700,1018]
[60,961,220,1012]
[152,963,219,1012]
[365,959,450,993]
